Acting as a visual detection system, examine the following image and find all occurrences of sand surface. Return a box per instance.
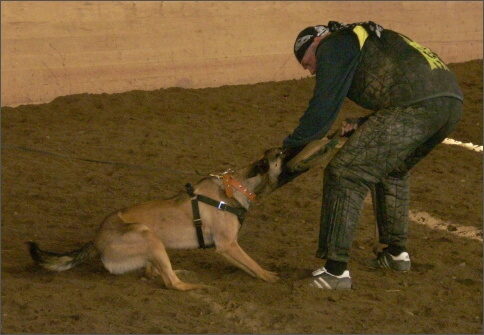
[1,60,482,334]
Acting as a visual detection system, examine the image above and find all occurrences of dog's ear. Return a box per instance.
[248,158,270,178]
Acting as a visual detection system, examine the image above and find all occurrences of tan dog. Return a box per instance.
[27,148,285,291]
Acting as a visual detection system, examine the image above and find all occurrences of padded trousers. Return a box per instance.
[316,97,462,262]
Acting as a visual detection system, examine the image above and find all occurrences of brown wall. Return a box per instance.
[2,1,482,107]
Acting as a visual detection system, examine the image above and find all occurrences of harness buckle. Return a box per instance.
[217,201,226,210]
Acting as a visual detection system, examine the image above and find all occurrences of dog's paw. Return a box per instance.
[261,270,280,283]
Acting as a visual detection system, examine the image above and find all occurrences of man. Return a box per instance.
[281,21,463,290]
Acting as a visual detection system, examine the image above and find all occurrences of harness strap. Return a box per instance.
[196,194,247,224]
[190,195,209,249]
[185,183,247,249]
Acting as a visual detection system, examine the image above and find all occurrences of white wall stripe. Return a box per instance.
[363,197,483,242]
[443,138,483,152]
[409,210,483,242]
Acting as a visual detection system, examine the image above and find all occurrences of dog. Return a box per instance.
[27,147,285,291]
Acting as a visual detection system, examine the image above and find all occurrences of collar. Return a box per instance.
[211,170,257,201]
[222,172,257,201]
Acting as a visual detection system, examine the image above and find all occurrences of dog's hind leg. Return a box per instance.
[145,263,191,281]
[98,221,205,291]
[216,241,279,283]
[144,232,207,291]
[144,262,159,279]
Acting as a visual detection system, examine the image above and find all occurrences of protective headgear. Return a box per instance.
[293,25,330,63]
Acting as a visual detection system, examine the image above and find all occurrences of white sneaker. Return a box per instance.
[310,267,352,290]
[368,250,411,271]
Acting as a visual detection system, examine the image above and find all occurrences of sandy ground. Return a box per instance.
[1,59,482,334]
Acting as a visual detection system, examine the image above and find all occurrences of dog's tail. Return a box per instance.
[26,241,98,271]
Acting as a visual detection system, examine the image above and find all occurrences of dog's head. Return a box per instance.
[246,147,285,195]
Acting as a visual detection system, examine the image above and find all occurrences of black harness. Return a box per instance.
[185,183,247,249]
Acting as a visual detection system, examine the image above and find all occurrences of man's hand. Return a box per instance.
[340,118,360,137]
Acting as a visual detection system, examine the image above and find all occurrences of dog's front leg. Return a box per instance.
[216,241,279,283]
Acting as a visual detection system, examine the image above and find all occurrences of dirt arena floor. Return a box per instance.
[1,59,482,334]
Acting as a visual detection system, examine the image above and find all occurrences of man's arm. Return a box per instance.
[283,30,361,149]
